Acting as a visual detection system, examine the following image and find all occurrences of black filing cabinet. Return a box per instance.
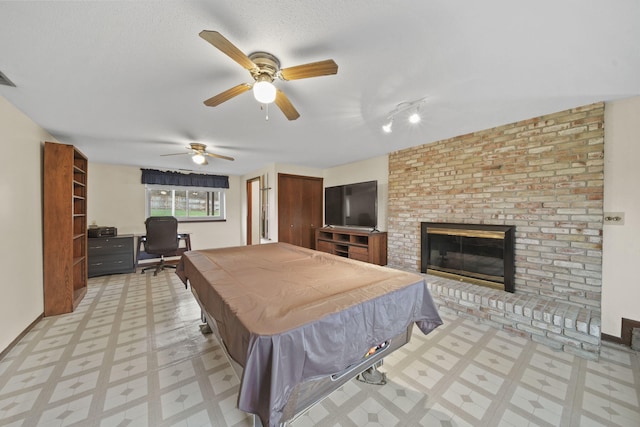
[88,235,135,277]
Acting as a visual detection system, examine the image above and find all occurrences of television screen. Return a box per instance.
[324,180,377,228]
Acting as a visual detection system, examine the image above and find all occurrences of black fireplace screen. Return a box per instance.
[421,223,515,292]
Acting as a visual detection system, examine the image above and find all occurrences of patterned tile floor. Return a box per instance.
[0,270,638,426]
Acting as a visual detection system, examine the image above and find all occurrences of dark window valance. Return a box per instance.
[141,168,229,189]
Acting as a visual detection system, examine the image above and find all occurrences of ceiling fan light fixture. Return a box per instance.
[253,75,276,104]
[382,120,393,133]
[192,153,206,165]
[408,112,421,124]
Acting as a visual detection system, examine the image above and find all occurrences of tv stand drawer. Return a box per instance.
[317,240,334,253]
[349,246,369,262]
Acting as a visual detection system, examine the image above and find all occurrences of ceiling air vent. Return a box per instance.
[0,70,16,87]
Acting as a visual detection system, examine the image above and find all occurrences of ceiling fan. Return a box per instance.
[161,143,234,165]
[199,30,338,120]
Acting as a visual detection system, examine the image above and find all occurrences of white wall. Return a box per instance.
[88,163,243,250]
[602,96,640,337]
[0,96,53,352]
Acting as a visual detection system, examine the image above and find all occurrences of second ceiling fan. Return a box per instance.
[200,30,338,120]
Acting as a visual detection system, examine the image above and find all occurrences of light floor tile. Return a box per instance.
[420,402,475,427]
[459,362,505,395]
[474,348,515,376]
[586,359,636,383]
[19,347,66,371]
[442,380,493,420]
[0,365,55,394]
[346,396,399,426]
[528,352,573,380]
[208,366,239,395]
[160,381,204,420]
[582,390,640,427]
[0,270,637,427]
[113,340,149,361]
[103,376,148,411]
[521,367,568,400]
[510,385,564,426]
[0,388,41,418]
[109,355,148,383]
[49,370,100,403]
[158,360,196,388]
[38,394,93,427]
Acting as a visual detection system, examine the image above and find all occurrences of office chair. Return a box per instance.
[140,216,179,276]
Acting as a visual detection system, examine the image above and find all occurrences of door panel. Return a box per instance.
[301,177,323,248]
[278,174,322,249]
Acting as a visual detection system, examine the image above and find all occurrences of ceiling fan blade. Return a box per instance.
[274,89,300,121]
[204,83,251,107]
[204,152,235,161]
[279,59,338,81]
[160,152,189,157]
[199,30,256,71]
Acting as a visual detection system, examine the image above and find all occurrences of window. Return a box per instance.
[146,185,225,221]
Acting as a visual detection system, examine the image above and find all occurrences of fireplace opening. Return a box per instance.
[421,223,515,292]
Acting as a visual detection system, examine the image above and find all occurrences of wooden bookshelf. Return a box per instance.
[43,142,88,316]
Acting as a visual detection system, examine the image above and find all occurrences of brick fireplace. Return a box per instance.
[387,102,604,359]
[421,222,515,292]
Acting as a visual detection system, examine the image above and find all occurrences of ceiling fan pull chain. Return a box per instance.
[265,102,269,121]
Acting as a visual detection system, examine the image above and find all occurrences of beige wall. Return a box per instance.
[87,164,146,234]
[0,96,54,352]
[88,163,243,250]
[602,96,640,336]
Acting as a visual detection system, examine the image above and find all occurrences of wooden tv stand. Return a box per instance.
[315,227,387,265]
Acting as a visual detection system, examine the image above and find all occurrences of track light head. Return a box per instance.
[382,96,428,133]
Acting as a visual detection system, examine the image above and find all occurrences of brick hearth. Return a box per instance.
[425,275,600,360]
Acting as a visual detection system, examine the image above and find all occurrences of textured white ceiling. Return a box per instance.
[1,1,639,175]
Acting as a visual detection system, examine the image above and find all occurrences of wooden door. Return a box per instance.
[301,177,323,248]
[278,173,323,249]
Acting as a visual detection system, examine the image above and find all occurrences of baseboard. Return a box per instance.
[601,333,625,345]
[0,313,43,360]
[601,317,640,347]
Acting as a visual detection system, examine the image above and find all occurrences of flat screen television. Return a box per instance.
[324,180,377,229]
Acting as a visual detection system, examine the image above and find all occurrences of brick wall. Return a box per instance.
[388,103,605,359]
[388,103,604,308]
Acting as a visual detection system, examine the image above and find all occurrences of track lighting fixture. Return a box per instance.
[381,97,428,133]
